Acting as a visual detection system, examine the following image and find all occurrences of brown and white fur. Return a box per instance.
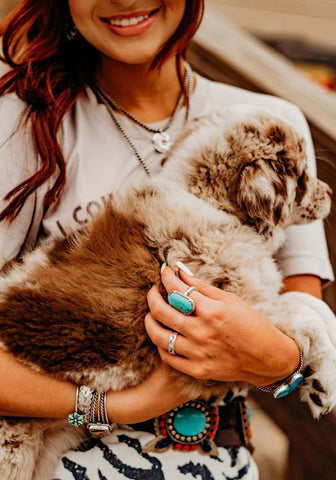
[0,106,334,480]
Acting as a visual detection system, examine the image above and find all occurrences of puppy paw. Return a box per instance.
[300,366,336,418]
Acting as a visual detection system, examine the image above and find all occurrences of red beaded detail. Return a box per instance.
[239,398,253,443]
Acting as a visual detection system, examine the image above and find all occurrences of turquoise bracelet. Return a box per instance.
[68,386,84,427]
[257,351,304,399]
[68,385,93,427]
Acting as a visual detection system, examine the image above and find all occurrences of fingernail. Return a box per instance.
[175,261,194,276]
[160,263,167,274]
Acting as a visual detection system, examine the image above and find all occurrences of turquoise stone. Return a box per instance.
[173,407,206,436]
[247,402,252,422]
[274,375,303,399]
[68,412,84,427]
[168,291,194,315]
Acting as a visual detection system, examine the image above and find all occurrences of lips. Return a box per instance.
[101,8,159,29]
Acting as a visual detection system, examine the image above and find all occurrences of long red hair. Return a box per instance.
[0,0,204,222]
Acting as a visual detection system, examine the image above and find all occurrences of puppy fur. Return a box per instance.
[0,105,334,479]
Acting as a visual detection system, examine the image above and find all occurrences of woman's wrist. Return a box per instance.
[257,350,304,396]
[105,387,187,425]
[105,366,191,425]
[252,332,301,388]
[105,388,146,425]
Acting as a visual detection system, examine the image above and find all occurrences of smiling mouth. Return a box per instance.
[102,8,160,28]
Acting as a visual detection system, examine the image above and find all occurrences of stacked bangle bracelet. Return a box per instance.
[78,385,93,423]
[257,351,304,399]
[87,391,114,438]
[68,386,115,437]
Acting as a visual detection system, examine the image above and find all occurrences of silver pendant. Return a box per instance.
[152,132,172,153]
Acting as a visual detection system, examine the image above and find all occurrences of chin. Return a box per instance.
[100,44,164,68]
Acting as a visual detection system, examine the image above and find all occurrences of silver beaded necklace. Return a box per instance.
[92,64,193,176]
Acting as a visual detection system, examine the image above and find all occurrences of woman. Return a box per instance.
[0,1,334,479]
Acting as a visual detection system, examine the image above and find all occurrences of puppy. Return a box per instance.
[0,106,334,480]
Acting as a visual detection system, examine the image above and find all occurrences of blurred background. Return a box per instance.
[209,0,336,92]
[1,1,336,479]
[0,0,16,21]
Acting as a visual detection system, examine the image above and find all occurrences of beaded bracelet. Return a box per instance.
[257,351,304,399]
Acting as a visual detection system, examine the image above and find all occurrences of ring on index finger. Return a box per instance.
[168,286,198,315]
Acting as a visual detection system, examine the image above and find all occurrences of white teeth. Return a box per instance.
[109,14,150,27]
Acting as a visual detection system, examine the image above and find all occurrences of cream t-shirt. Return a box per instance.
[0,74,334,282]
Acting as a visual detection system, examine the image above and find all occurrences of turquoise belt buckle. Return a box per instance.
[147,399,219,455]
[168,290,195,315]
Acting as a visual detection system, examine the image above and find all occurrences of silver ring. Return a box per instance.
[168,332,178,355]
[184,286,198,297]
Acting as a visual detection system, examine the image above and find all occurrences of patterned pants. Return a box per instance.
[51,426,259,480]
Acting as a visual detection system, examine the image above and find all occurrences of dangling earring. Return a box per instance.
[64,14,78,42]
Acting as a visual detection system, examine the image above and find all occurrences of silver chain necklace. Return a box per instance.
[92,65,193,176]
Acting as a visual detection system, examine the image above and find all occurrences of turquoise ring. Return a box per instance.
[168,286,198,315]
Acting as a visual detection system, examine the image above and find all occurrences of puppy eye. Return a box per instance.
[297,171,307,189]
[295,171,308,203]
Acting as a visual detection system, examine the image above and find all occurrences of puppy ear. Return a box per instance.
[235,160,289,234]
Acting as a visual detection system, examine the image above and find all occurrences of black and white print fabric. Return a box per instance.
[51,426,258,480]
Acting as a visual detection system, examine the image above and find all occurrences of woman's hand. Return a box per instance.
[145,265,301,388]
[106,362,192,424]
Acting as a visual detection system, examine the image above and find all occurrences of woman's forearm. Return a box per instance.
[0,348,190,424]
[255,274,323,387]
[281,274,322,299]
[0,348,76,418]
